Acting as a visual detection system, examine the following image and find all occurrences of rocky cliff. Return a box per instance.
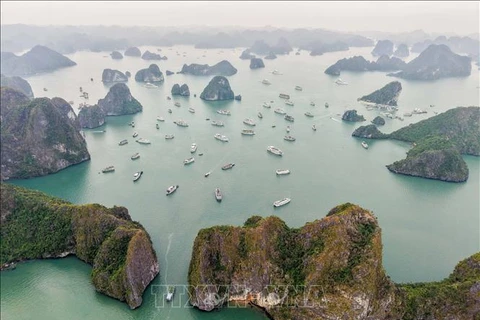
[0,74,34,98]
[110,51,123,59]
[352,124,388,139]
[358,81,402,106]
[102,69,128,83]
[200,76,235,101]
[389,44,471,80]
[1,45,76,76]
[179,60,237,76]
[97,83,142,116]
[372,40,394,57]
[342,110,365,122]
[325,55,405,76]
[135,64,164,83]
[308,41,349,56]
[78,104,106,129]
[264,52,277,60]
[393,44,409,58]
[372,116,386,126]
[375,55,407,71]
[124,47,141,57]
[171,83,190,96]
[0,87,90,180]
[141,50,167,60]
[250,58,265,69]
[0,183,159,309]
[239,49,255,60]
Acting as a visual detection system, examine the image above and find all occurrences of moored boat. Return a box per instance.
[305,112,314,117]
[361,141,369,149]
[267,146,283,156]
[285,100,294,106]
[174,119,189,127]
[168,108,173,114]
[262,102,271,108]
[136,138,151,144]
[217,109,231,116]
[211,120,225,127]
[188,107,195,113]
[241,129,255,136]
[119,139,128,145]
[166,185,179,195]
[310,101,316,106]
[221,163,235,170]
[325,102,329,108]
[214,133,229,142]
[284,135,296,141]
[133,132,138,138]
[273,198,291,207]
[157,116,165,122]
[174,102,181,107]
[205,171,211,177]
[312,124,317,131]
[184,157,195,165]
[335,78,348,85]
[284,114,294,122]
[276,169,290,175]
[262,79,271,85]
[274,108,286,115]
[215,188,223,201]
[166,286,175,302]
[156,123,160,129]
[190,143,197,153]
[131,153,140,160]
[294,85,302,91]
[279,93,290,99]
[165,134,175,139]
[243,118,256,126]
[258,112,263,119]
[102,166,115,173]
[133,171,143,182]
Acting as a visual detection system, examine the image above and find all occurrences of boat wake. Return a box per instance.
[164,233,173,283]
[330,117,341,123]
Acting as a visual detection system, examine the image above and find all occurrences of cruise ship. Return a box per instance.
[217,110,231,116]
[279,93,290,99]
[273,198,291,207]
[284,114,295,122]
[174,120,189,127]
[214,133,229,142]
[274,108,286,115]
[241,129,255,136]
[102,166,115,173]
[136,138,151,144]
[243,118,256,126]
[267,146,283,156]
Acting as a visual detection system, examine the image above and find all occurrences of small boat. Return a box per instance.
[156,123,160,129]
[157,116,165,122]
[215,188,223,201]
[276,169,290,175]
[258,112,263,119]
[174,102,181,107]
[284,115,295,122]
[305,112,314,117]
[335,78,348,85]
[214,133,229,142]
[262,79,271,85]
[166,286,175,302]
[273,198,291,208]
[274,108,286,115]
[79,87,83,92]
[174,120,189,127]
[131,153,140,160]
[325,102,329,108]
[191,143,197,153]
[93,130,106,134]
[272,70,282,75]
[199,153,204,156]
[168,109,173,114]
[404,112,413,117]
[211,120,225,127]
[222,163,235,170]
[241,129,255,136]
[286,126,291,133]
[205,171,211,177]
[285,100,294,106]
[133,171,143,182]
[243,118,256,126]
[133,132,139,138]
[188,107,195,113]
[119,139,128,146]
[279,93,290,99]
[312,124,317,131]
[284,135,296,141]
[271,125,276,128]
[205,118,210,121]
[166,185,179,195]
[102,166,115,173]
[267,146,283,156]
[216,109,231,116]
[165,134,175,139]
[184,157,195,165]
[294,85,303,91]
[130,121,135,127]
[361,141,369,149]
[262,102,271,109]
[144,82,158,88]
[136,138,151,144]
[167,96,172,100]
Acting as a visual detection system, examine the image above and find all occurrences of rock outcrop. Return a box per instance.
[78,104,106,129]
[200,76,234,101]
[358,81,402,106]
[101,69,128,83]
[239,49,255,60]
[372,40,394,57]
[0,87,90,180]
[264,52,277,60]
[124,47,141,57]
[249,58,265,69]
[179,60,237,76]
[250,38,292,55]
[141,50,167,60]
[0,183,159,309]
[0,74,34,98]
[171,83,190,96]
[388,44,471,80]
[342,109,365,122]
[110,51,123,59]
[308,41,349,56]
[166,70,174,76]
[234,95,242,101]
[135,64,164,83]
[125,71,131,78]
[352,124,388,139]
[393,44,410,58]
[325,55,405,76]
[0,45,76,76]
[372,116,386,126]
[375,55,407,71]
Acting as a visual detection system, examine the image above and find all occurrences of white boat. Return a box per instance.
[205,171,211,177]
[174,102,181,107]
[295,86,303,91]
[262,79,271,85]
[136,138,151,144]
[133,171,143,182]
[312,124,317,131]
[188,107,195,113]
[119,139,128,146]
[166,286,175,302]
[243,118,256,126]
[284,135,296,141]
[214,133,229,142]
[221,163,235,170]
[272,70,282,75]
[286,126,291,133]
[157,116,165,122]
[258,112,263,119]
[284,115,295,122]
[184,157,195,165]
[262,102,271,108]
[133,132,138,138]
[215,188,223,202]
[279,93,290,99]
[131,153,140,160]
[267,146,283,156]
[217,110,231,116]
[190,143,197,153]
[174,120,189,127]
[102,166,115,173]
[273,198,291,207]
[274,108,286,115]
[241,129,255,136]
[305,112,314,117]
[310,102,316,106]
[165,134,175,139]
[335,78,348,85]
[276,169,290,175]
[144,83,158,88]
[211,120,225,127]
[361,141,369,149]
[166,185,179,195]
[285,100,294,106]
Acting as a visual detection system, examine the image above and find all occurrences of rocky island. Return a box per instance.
[1,45,76,76]
[239,49,255,60]
[141,50,167,60]
[358,81,402,106]
[0,87,90,180]
[342,109,365,122]
[393,44,410,58]
[325,55,405,76]
[188,203,480,318]
[171,83,190,96]
[389,44,471,80]
[110,51,123,59]
[124,46,142,57]
[200,76,235,101]
[372,116,386,126]
[264,52,277,60]
[179,60,237,76]
[0,183,159,309]
[352,124,388,139]
[1,74,34,98]
[249,57,265,69]
[371,39,394,56]
[101,69,128,83]
[135,64,164,83]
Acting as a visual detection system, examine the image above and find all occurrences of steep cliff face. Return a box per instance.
[188,204,402,319]
[0,74,34,98]
[0,183,159,309]
[97,83,142,116]
[102,69,128,83]
[110,51,123,60]
[250,58,265,69]
[141,50,167,60]
[124,47,141,57]
[135,64,164,83]
[342,110,366,122]
[239,49,255,60]
[372,40,394,57]
[0,88,90,180]
[358,81,402,106]
[352,124,388,139]
[200,76,235,101]
[78,104,106,129]
[180,60,237,76]
[393,44,410,58]
[171,83,190,96]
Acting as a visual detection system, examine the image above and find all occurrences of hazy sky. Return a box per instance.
[1,1,479,35]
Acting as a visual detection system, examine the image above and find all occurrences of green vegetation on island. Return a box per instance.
[0,74,34,98]
[200,76,235,101]
[179,60,237,76]
[358,81,402,106]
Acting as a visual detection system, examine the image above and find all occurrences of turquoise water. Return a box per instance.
[1,45,479,319]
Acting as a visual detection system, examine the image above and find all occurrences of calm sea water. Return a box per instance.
[1,45,479,319]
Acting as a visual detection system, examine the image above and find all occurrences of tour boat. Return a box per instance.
[215,188,223,202]
[361,141,369,149]
[214,133,229,142]
[284,135,296,142]
[279,93,290,99]
[221,163,235,170]
[267,146,283,156]
[165,134,175,139]
[190,143,197,153]
[274,108,286,115]
[136,138,151,144]
[284,115,295,122]
[102,166,115,173]
[166,286,175,302]
[131,153,140,160]
[119,139,128,146]
[241,129,255,136]
[294,85,303,91]
[305,112,314,117]
[174,120,189,127]
[285,100,294,106]
[184,157,195,165]
[273,198,291,207]
[243,118,256,126]
[133,171,143,182]
[217,109,231,116]
[211,120,225,127]
[276,169,290,175]
[166,185,179,195]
